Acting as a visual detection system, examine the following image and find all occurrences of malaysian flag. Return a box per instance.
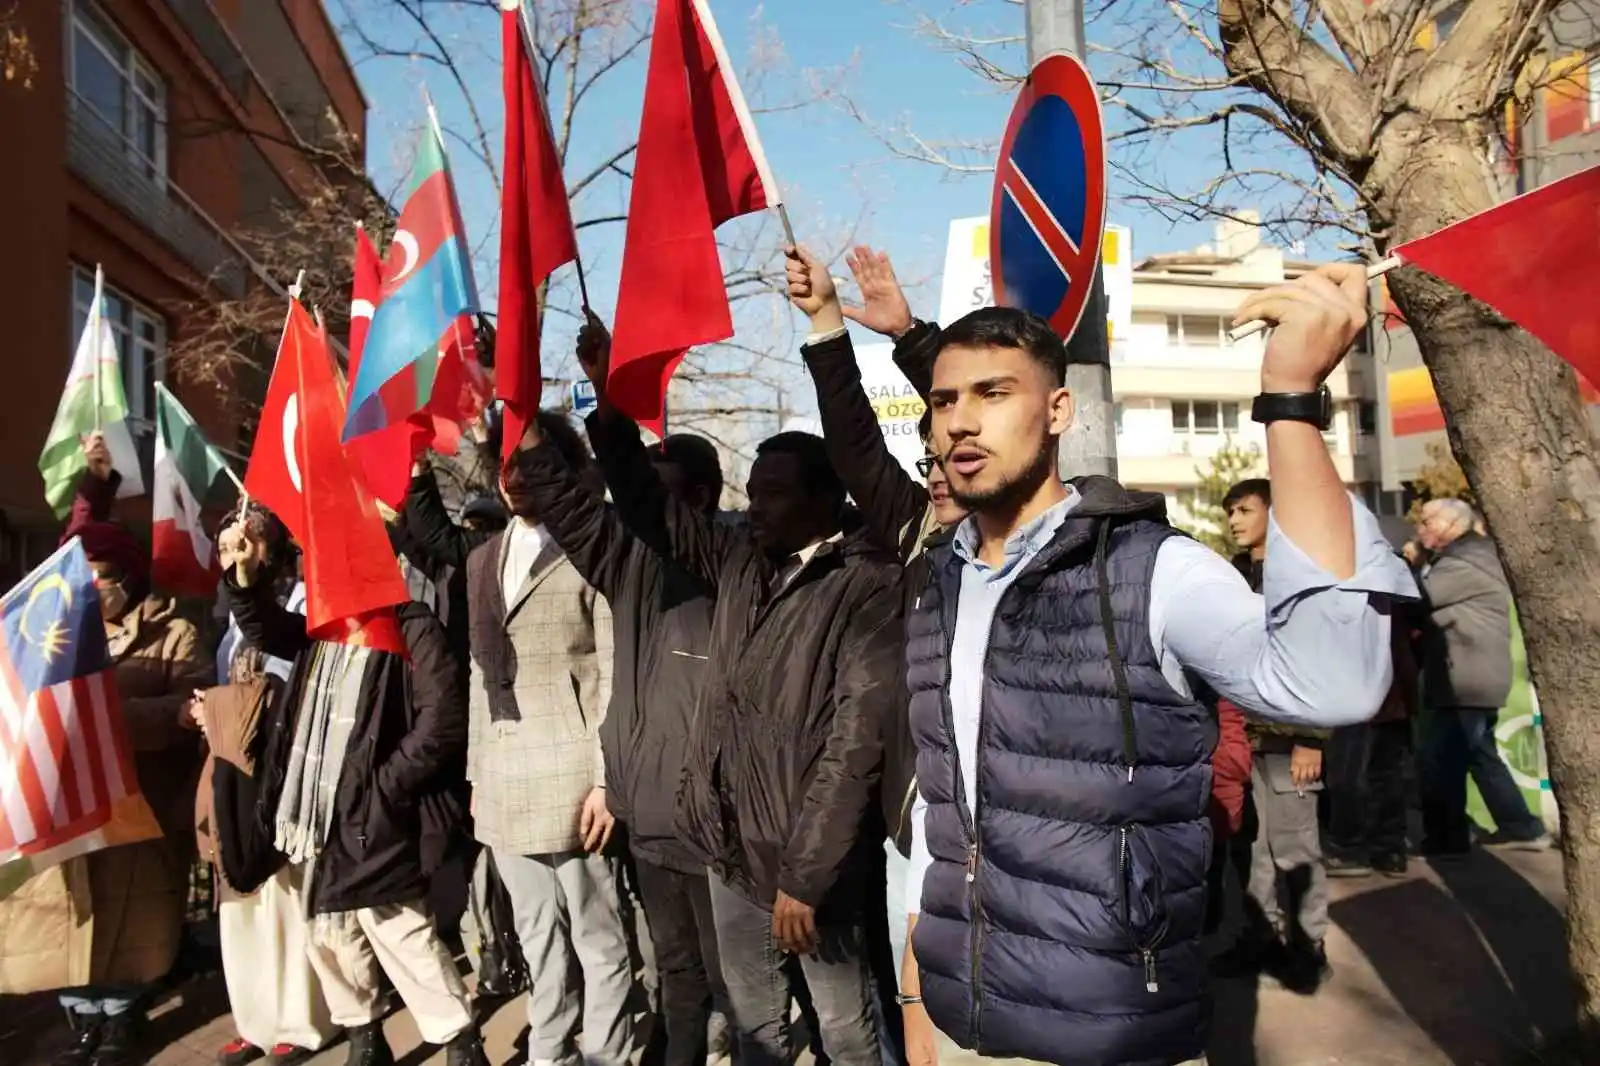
[0,538,160,900]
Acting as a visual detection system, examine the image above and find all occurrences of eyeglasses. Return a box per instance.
[915,455,941,478]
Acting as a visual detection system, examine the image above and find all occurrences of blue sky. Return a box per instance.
[332,0,1322,418]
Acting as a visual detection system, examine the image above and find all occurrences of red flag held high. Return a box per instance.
[346,226,422,508]
[244,300,408,655]
[609,0,779,433]
[1395,165,1600,386]
[498,0,579,462]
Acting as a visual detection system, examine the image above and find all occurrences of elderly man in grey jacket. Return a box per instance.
[1414,499,1550,858]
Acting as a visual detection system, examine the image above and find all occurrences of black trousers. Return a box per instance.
[1326,718,1412,857]
[633,859,731,1066]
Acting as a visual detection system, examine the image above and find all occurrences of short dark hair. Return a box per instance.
[536,409,592,475]
[649,434,724,501]
[1223,478,1271,509]
[918,406,932,443]
[755,431,844,503]
[937,306,1067,385]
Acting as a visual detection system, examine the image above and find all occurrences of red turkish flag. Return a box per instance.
[608,0,778,434]
[244,299,407,655]
[1396,165,1600,387]
[345,227,423,508]
[497,0,579,462]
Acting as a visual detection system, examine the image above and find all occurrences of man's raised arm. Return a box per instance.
[575,313,742,591]
[790,245,934,559]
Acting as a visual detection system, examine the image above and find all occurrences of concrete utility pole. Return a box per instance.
[1026,0,1117,480]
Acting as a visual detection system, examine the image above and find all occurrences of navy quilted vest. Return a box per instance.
[908,479,1215,1066]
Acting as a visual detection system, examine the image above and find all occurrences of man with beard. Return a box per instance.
[889,265,1416,1066]
[565,318,904,1066]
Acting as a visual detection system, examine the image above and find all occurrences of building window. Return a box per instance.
[1165,314,1227,347]
[68,0,167,181]
[70,266,164,425]
[1171,399,1240,436]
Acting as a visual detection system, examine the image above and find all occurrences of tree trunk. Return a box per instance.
[1380,130,1600,1040]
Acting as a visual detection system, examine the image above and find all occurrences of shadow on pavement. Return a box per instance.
[1332,852,1570,1064]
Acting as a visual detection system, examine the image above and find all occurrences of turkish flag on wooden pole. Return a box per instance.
[245,298,408,654]
[1393,165,1600,387]
[496,0,579,462]
[608,0,781,434]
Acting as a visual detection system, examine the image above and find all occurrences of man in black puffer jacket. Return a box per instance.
[564,318,905,1066]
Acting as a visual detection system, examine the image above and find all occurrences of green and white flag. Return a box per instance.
[151,383,231,597]
[39,264,145,516]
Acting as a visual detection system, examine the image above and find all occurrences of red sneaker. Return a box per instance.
[267,1045,316,1066]
[217,1038,264,1066]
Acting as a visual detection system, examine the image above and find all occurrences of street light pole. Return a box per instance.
[1025,0,1117,480]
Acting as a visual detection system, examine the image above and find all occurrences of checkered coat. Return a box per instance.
[465,532,614,857]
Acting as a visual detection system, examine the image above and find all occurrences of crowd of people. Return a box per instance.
[0,244,1552,1066]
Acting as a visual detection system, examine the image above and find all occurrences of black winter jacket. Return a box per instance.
[800,326,946,855]
[227,578,467,914]
[591,410,905,913]
[514,419,717,874]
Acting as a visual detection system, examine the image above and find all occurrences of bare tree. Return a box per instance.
[1,3,34,89]
[853,0,1600,1039]
[332,0,856,480]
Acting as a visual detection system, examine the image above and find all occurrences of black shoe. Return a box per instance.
[1210,934,1286,979]
[1371,851,1409,877]
[1271,939,1333,995]
[1324,853,1374,878]
[90,1013,147,1066]
[345,1022,395,1066]
[54,1012,102,1066]
[445,1029,489,1066]
[1422,838,1472,862]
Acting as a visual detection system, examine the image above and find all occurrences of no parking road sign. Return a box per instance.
[989,53,1107,342]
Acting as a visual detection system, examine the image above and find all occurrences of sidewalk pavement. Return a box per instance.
[2,847,1570,1066]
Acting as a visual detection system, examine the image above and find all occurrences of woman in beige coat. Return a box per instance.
[0,452,212,1066]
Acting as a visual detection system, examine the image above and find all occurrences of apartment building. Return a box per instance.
[0,0,365,584]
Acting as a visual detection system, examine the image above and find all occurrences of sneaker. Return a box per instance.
[1480,830,1555,852]
[268,1045,317,1066]
[90,1012,147,1066]
[707,1010,733,1064]
[344,1022,395,1066]
[444,1029,488,1066]
[219,1037,266,1066]
[1324,853,1374,878]
[1371,851,1409,877]
[53,1012,102,1066]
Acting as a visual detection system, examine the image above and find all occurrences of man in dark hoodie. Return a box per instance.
[546,317,905,1066]
[786,258,1416,1066]
[512,393,734,1066]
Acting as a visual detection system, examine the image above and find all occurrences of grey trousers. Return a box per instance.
[1246,754,1330,943]
[496,848,636,1066]
[707,872,881,1066]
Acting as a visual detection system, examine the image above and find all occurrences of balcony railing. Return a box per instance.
[66,94,248,298]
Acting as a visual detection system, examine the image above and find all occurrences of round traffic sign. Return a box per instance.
[989,53,1107,341]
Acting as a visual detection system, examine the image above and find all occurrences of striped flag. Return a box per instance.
[0,539,160,900]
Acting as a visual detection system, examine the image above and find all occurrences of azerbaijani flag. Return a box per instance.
[342,114,479,442]
[150,383,231,598]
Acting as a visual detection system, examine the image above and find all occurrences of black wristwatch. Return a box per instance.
[1251,385,1332,431]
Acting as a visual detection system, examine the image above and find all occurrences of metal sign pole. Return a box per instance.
[1026,0,1117,480]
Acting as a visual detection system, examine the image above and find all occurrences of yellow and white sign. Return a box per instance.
[853,342,927,479]
[936,216,1131,343]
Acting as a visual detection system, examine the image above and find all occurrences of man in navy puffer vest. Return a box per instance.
[898,265,1418,1066]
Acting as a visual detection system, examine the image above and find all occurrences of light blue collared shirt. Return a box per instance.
[906,492,1419,914]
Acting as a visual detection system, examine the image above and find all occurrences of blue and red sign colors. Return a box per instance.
[989,53,1107,342]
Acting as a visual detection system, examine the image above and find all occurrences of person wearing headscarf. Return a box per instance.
[0,434,213,1066]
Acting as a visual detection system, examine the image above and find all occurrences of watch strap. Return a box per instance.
[1251,387,1331,431]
